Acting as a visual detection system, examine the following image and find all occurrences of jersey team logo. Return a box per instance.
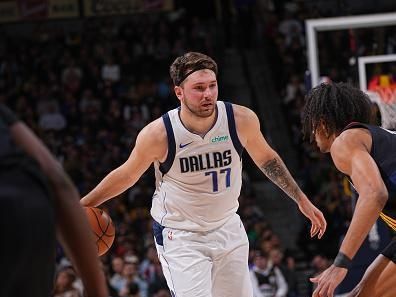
[210,135,229,144]
[179,141,193,148]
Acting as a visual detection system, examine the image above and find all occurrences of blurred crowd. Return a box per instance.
[0,7,295,297]
[259,0,396,254]
[1,1,395,297]
[258,2,395,295]
[0,11,219,297]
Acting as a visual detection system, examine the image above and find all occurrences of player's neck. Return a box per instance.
[179,107,218,138]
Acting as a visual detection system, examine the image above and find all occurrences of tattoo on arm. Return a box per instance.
[260,158,301,202]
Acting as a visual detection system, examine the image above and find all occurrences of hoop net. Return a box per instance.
[367,74,396,130]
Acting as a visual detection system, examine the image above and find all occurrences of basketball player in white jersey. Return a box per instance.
[81,52,326,297]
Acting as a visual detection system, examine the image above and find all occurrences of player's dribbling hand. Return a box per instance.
[297,196,327,239]
[310,265,348,297]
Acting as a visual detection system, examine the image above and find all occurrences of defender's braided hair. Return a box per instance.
[302,82,372,142]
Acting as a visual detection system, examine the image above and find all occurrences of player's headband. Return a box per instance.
[176,66,215,86]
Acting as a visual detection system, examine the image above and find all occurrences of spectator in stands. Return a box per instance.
[119,259,148,297]
[250,250,288,297]
[139,246,158,283]
[269,248,300,297]
[53,267,81,297]
[110,256,125,293]
[102,56,121,83]
[38,102,67,131]
[278,11,304,48]
[61,59,83,94]
[145,256,169,295]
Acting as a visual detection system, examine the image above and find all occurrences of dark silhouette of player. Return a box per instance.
[0,103,108,297]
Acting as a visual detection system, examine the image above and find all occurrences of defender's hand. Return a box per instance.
[310,265,348,297]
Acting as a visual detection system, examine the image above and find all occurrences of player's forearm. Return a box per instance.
[259,156,303,203]
[339,193,386,259]
[54,177,108,297]
[81,167,135,207]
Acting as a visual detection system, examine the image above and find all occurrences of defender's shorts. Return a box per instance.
[381,236,396,263]
[0,169,55,297]
[153,213,253,297]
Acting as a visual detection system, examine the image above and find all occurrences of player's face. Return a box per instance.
[313,123,334,153]
[175,69,218,118]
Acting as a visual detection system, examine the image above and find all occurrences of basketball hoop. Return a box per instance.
[367,87,396,130]
[370,85,396,104]
[368,74,396,104]
[357,55,396,130]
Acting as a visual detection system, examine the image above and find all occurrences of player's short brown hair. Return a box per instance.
[169,52,218,86]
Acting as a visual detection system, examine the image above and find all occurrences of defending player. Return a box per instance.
[81,52,326,297]
[302,82,396,297]
[0,104,108,297]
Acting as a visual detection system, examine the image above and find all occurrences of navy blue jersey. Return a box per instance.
[0,104,55,297]
[343,122,396,231]
[0,104,49,194]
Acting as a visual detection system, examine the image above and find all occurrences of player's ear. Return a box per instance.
[174,86,183,100]
[319,120,331,138]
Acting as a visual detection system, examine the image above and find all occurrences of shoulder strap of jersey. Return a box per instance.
[159,112,176,174]
[224,102,244,157]
[342,122,369,132]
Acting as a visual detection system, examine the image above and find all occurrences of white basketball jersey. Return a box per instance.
[151,101,244,232]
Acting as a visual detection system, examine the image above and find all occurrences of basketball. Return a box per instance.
[84,207,115,256]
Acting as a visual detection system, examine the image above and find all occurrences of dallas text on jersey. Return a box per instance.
[179,150,232,173]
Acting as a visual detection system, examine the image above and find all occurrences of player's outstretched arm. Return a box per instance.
[81,118,167,207]
[331,130,388,261]
[9,120,108,297]
[311,130,388,297]
[234,105,326,238]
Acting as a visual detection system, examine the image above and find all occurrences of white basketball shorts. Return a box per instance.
[153,213,253,297]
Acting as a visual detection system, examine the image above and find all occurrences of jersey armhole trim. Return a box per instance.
[342,122,369,131]
[224,102,244,157]
[159,113,176,174]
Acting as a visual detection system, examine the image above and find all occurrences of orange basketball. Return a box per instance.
[84,207,115,256]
